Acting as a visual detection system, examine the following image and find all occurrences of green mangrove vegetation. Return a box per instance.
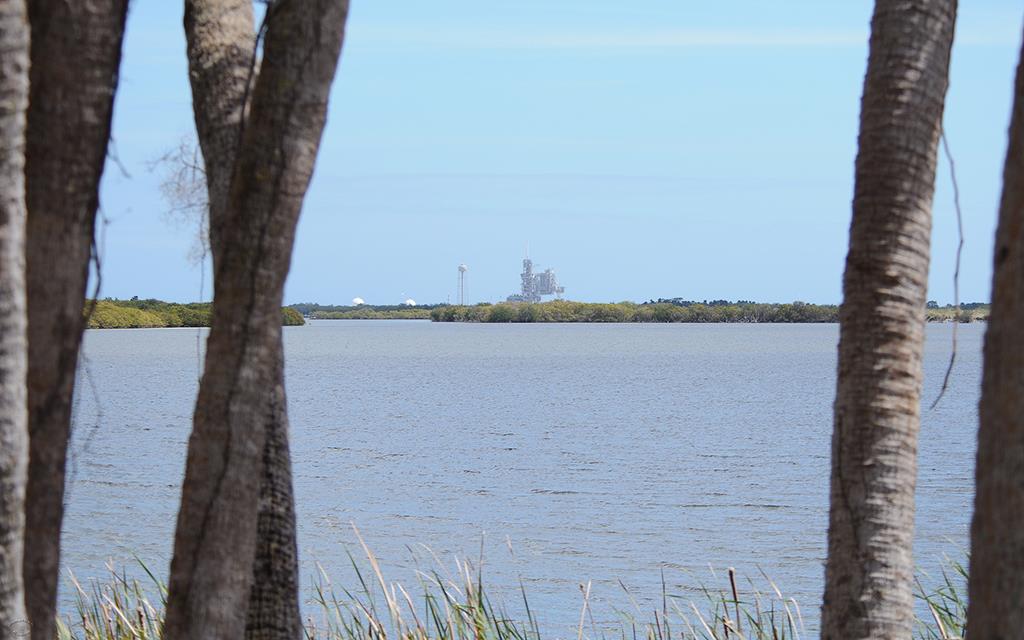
[430,299,989,323]
[431,300,837,323]
[86,299,990,328]
[292,302,436,320]
[925,300,990,322]
[86,298,305,329]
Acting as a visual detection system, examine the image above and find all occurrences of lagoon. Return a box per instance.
[64,321,982,633]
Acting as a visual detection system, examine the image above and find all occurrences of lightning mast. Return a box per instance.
[458,264,468,305]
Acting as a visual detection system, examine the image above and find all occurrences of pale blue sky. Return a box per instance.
[97,1,1023,305]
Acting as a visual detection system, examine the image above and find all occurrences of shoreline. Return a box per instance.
[85,299,989,327]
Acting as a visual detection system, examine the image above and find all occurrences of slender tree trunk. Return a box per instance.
[182,2,304,636]
[0,0,29,633]
[820,2,955,638]
[164,2,347,638]
[965,30,1024,639]
[21,4,128,638]
[183,0,253,261]
[246,348,301,640]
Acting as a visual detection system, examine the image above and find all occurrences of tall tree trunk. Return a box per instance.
[182,2,303,637]
[0,0,29,633]
[183,0,253,263]
[965,30,1024,639]
[21,3,128,638]
[163,2,347,638]
[246,348,300,640]
[820,2,955,639]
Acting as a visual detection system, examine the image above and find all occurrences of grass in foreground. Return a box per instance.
[914,557,968,640]
[57,542,967,640]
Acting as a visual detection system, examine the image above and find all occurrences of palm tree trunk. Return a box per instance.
[21,3,128,638]
[163,3,348,638]
[965,29,1024,639]
[821,2,956,638]
[0,0,29,632]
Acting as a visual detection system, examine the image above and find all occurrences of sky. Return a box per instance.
[96,1,1024,306]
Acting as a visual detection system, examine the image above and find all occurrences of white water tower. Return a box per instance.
[458,264,468,305]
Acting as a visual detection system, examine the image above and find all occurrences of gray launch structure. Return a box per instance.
[506,256,564,303]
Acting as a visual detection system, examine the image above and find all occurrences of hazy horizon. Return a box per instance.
[95,1,1022,306]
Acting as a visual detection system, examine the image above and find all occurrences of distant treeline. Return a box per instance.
[291,302,436,320]
[87,298,305,328]
[431,300,838,323]
[430,299,990,323]
[925,303,989,322]
[311,308,432,320]
[91,298,986,327]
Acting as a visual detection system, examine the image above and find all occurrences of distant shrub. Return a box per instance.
[87,301,165,329]
[486,305,515,323]
[282,307,305,326]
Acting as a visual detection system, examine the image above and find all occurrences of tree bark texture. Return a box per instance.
[966,30,1024,640]
[183,2,304,637]
[21,3,128,638]
[0,0,28,634]
[163,2,347,638]
[820,2,955,639]
[246,348,300,640]
[183,0,254,261]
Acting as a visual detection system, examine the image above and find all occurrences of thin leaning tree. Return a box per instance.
[0,0,29,633]
[821,1,956,639]
[162,1,349,639]
[178,0,308,635]
[965,25,1024,639]
[21,3,129,640]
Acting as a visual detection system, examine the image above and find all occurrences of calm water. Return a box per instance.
[65,321,982,633]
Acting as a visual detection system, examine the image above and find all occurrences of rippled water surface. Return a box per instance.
[66,321,982,633]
